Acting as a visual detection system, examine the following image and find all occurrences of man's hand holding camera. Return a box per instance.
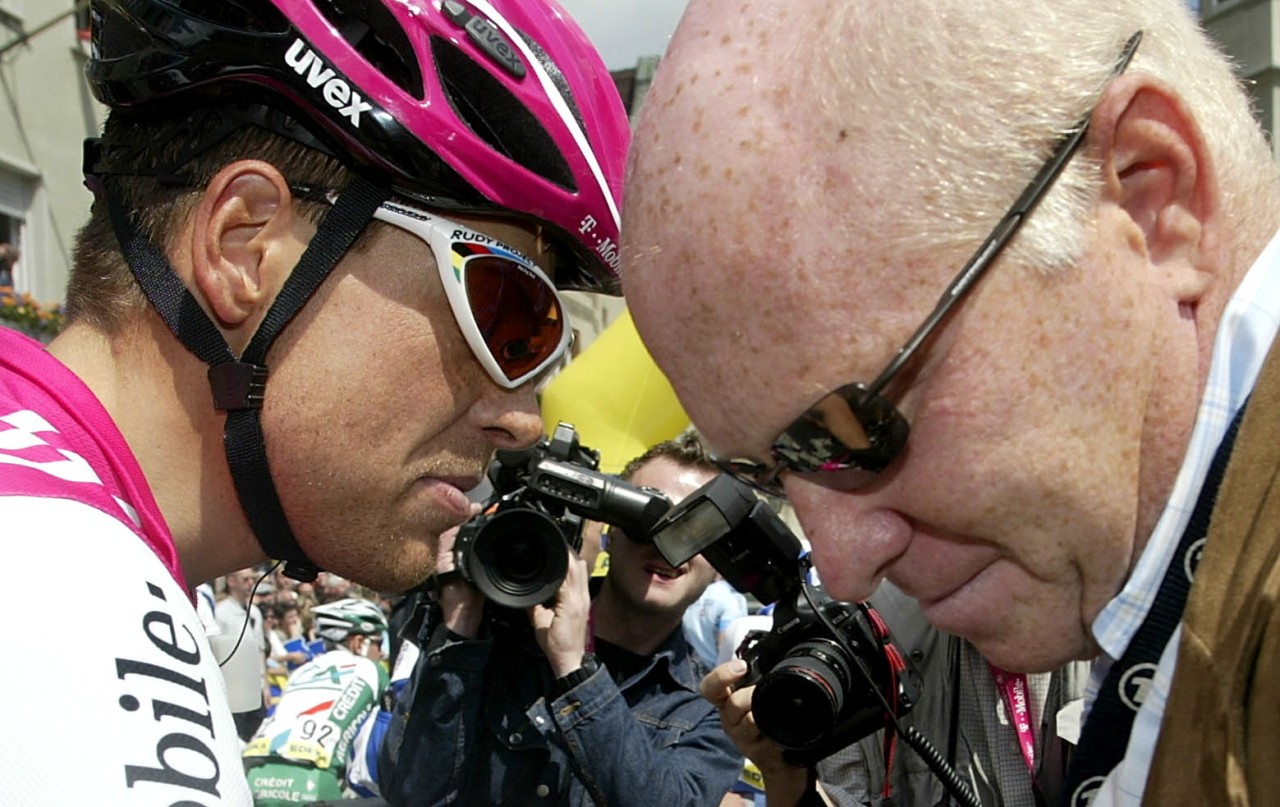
[530,549,592,678]
[701,658,819,806]
[437,513,592,677]
[435,517,486,639]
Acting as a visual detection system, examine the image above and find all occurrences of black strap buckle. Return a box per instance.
[208,361,268,410]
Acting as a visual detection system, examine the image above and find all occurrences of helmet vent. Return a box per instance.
[430,36,576,191]
[92,2,153,65]
[515,32,588,140]
[312,0,425,100]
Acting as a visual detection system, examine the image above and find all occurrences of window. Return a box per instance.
[0,168,32,292]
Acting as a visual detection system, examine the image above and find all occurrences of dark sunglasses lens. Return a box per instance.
[464,256,565,381]
[771,385,908,474]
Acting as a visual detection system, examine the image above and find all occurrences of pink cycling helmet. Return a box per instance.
[82,0,631,582]
[86,0,630,292]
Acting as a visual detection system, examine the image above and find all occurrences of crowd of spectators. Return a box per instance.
[207,567,395,719]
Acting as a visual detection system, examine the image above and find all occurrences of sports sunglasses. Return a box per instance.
[370,199,572,389]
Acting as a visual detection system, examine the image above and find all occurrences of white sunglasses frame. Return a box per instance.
[370,200,572,389]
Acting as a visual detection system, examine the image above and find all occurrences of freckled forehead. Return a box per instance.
[635,8,826,164]
[623,3,880,454]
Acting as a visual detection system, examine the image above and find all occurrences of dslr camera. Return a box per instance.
[452,422,672,609]
[650,473,921,765]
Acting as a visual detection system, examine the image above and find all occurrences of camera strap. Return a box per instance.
[429,570,464,589]
[864,603,907,801]
[1060,398,1248,806]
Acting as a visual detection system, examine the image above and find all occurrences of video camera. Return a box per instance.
[452,422,672,610]
[650,473,921,765]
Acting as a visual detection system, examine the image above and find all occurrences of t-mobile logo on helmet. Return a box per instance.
[284,39,374,127]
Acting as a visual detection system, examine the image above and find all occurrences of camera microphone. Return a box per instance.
[527,462,671,537]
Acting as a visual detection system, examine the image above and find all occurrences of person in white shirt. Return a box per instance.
[683,575,750,668]
[215,567,269,741]
[623,2,1280,803]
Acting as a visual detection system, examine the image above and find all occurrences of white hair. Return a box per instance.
[819,0,1280,272]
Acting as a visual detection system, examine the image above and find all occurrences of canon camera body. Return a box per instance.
[650,473,921,764]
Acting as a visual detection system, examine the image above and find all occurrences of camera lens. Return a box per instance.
[752,639,854,750]
[462,508,569,608]
[500,533,547,583]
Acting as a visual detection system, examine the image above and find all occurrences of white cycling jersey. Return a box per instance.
[243,648,388,803]
[0,328,253,805]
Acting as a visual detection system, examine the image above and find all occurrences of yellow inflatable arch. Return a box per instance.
[539,308,690,474]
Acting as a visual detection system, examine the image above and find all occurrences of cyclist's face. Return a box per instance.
[261,211,547,592]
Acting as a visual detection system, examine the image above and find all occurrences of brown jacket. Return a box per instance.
[1145,343,1280,805]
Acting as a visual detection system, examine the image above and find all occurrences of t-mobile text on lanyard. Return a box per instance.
[988,662,1036,778]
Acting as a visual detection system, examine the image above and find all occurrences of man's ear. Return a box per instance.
[1091,73,1216,303]
[188,161,307,343]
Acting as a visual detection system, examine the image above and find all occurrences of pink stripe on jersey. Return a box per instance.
[0,328,184,588]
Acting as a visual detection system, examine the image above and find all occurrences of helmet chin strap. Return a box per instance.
[101,173,390,582]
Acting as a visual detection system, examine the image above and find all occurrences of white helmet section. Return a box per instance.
[312,598,388,643]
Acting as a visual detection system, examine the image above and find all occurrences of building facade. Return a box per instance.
[1200,0,1280,156]
[0,1,99,305]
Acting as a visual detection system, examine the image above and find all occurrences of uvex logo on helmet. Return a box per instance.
[284,39,374,127]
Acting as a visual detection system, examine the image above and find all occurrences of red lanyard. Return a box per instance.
[988,663,1037,778]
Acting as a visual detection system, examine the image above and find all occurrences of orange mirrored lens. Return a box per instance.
[464,256,564,381]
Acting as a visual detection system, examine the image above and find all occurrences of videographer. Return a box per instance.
[378,433,743,806]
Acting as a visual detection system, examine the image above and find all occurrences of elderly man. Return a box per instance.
[622,2,1280,805]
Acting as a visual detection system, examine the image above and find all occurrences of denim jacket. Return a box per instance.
[379,618,742,806]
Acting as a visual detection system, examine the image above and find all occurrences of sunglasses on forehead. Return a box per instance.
[369,200,572,389]
[717,30,1144,498]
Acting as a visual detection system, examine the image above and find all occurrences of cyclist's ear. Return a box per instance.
[186,160,310,353]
